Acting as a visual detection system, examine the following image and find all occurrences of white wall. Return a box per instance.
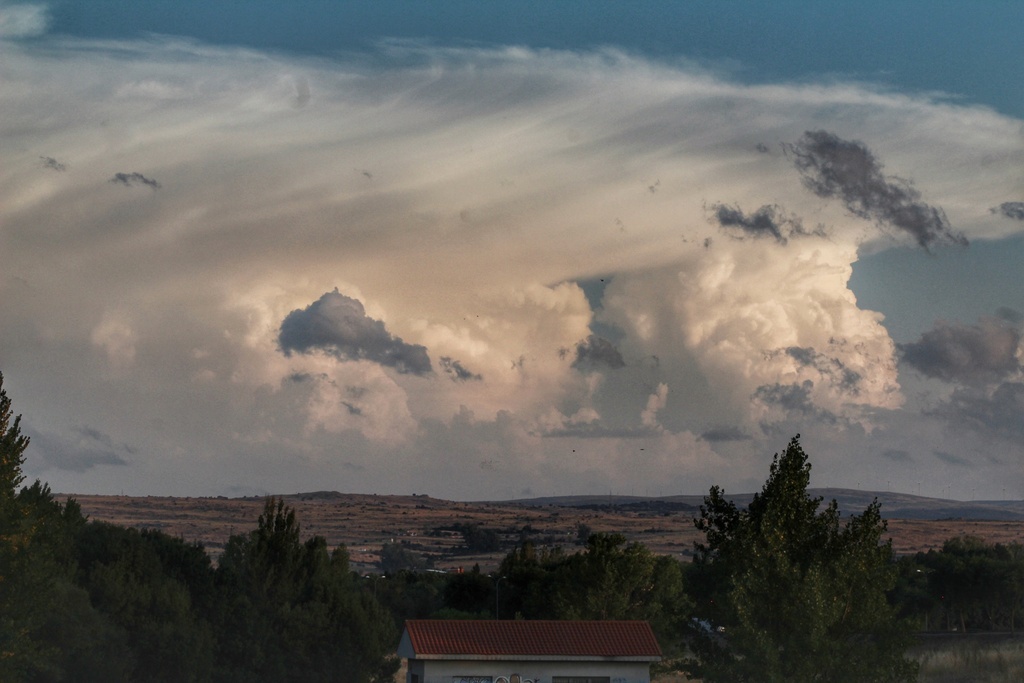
[409,659,651,683]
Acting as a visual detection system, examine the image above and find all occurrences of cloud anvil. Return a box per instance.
[2,4,1023,501]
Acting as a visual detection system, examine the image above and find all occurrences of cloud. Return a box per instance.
[786,130,967,249]
[933,450,973,468]
[900,318,1022,385]
[781,346,863,394]
[109,172,161,189]
[565,335,625,370]
[934,382,1024,442]
[992,202,1024,221]
[91,311,137,370]
[710,203,822,244]
[40,156,66,172]
[701,426,752,442]
[2,37,1024,498]
[27,426,131,473]
[640,383,669,429]
[753,380,819,416]
[293,76,311,108]
[279,290,432,376]
[439,356,482,382]
[997,307,1023,325]
[882,448,914,463]
[0,2,48,38]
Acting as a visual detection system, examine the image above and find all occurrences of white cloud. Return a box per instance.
[91,311,137,370]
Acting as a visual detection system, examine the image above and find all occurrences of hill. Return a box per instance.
[63,489,1024,574]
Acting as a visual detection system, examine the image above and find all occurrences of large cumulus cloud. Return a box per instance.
[2,36,1024,498]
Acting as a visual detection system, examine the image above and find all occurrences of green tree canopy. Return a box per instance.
[214,497,399,683]
[685,435,917,683]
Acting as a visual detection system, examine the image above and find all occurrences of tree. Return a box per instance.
[492,535,691,660]
[685,435,917,683]
[0,373,63,679]
[214,497,399,683]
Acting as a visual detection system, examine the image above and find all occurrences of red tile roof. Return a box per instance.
[402,620,662,659]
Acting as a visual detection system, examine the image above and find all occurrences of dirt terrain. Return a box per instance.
[63,490,1024,574]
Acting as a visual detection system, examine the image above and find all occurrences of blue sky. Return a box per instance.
[2,1,1022,501]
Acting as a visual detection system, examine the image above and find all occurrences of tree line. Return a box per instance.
[3,373,1023,682]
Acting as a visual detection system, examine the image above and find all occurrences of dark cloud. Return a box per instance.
[564,335,625,370]
[109,172,161,189]
[754,380,817,414]
[710,203,823,245]
[933,381,1024,441]
[26,425,131,473]
[700,426,752,442]
[882,449,914,463]
[933,450,973,467]
[40,156,66,172]
[439,356,482,382]
[996,307,1023,325]
[786,130,966,249]
[278,289,432,375]
[779,346,862,394]
[899,318,1021,384]
[991,202,1024,221]
[753,380,838,429]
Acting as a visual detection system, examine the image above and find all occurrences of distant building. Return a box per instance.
[397,619,662,683]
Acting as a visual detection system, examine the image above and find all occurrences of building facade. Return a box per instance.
[398,620,662,683]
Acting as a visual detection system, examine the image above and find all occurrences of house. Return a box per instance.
[397,619,662,683]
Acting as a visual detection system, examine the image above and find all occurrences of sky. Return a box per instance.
[2,1,1023,501]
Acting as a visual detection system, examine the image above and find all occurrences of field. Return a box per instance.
[64,490,1024,573]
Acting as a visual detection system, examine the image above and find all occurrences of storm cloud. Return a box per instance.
[279,290,432,375]
[936,382,1024,441]
[40,156,66,172]
[109,172,160,189]
[787,130,967,249]
[566,335,626,370]
[710,203,820,244]
[783,346,863,394]
[439,357,482,382]
[900,318,1022,385]
[2,31,1023,499]
[753,380,839,427]
[992,202,1024,221]
[27,426,131,473]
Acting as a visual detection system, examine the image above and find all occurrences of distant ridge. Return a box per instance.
[499,488,1024,521]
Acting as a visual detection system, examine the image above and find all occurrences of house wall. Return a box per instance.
[409,659,651,683]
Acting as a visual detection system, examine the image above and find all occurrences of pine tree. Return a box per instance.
[686,435,918,682]
[0,372,29,496]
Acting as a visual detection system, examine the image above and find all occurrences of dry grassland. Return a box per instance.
[65,492,1024,573]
